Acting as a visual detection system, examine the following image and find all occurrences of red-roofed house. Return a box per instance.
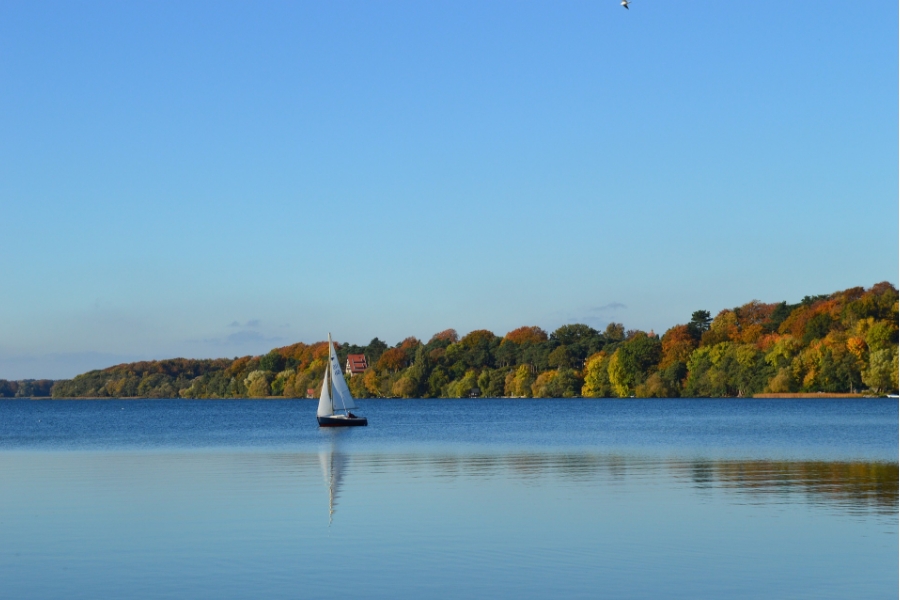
[345,354,368,376]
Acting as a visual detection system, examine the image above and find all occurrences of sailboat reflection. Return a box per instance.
[318,437,348,525]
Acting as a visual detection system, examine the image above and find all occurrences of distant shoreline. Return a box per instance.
[30,282,899,401]
[5,395,889,401]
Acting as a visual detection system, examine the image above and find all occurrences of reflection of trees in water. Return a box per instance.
[353,453,898,515]
[276,451,898,517]
[356,452,649,484]
[681,460,898,514]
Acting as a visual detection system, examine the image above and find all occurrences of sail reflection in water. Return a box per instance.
[319,442,347,524]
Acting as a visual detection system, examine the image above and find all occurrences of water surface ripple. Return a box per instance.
[0,398,895,599]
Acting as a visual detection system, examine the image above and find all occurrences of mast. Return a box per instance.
[328,332,341,415]
[327,333,333,411]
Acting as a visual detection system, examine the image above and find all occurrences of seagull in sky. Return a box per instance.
[621,0,630,8]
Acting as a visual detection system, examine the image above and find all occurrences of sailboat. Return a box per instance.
[317,333,368,427]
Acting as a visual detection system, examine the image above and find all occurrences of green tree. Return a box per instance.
[259,350,286,373]
[547,345,572,369]
[427,367,449,398]
[545,368,580,397]
[550,324,604,363]
[687,310,712,339]
[447,370,479,398]
[365,338,389,366]
[604,322,625,343]
[477,368,506,398]
[802,313,834,344]
[684,343,770,397]
[863,348,898,394]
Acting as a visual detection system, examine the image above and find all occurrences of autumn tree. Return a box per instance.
[392,376,418,398]
[503,326,548,345]
[430,329,459,344]
[582,352,613,397]
[505,365,535,397]
[376,348,407,372]
[244,370,271,397]
[659,325,697,370]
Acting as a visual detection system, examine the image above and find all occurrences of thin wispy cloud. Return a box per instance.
[224,331,283,345]
[228,320,262,329]
[591,302,626,312]
[192,319,286,350]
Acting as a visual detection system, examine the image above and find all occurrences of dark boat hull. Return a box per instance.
[317,415,368,427]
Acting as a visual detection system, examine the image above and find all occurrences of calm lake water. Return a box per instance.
[0,398,896,599]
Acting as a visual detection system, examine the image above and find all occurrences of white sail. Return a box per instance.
[331,355,357,411]
[328,336,357,411]
[316,368,332,417]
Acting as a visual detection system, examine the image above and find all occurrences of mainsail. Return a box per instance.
[329,343,356,411]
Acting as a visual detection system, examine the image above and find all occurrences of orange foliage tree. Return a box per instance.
[659,325,697,369]
[376,348,407,372]
[503,326,548,345]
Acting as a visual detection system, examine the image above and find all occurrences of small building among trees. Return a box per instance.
[345,354,368,376]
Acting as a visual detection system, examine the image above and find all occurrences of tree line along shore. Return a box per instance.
[5,282,897,400]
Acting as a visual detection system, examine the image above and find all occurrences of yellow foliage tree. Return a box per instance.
[504,365,534,397]
[363,369,381,397]
[531,371,558,398]
[392,376,417,398]
[581,352,612,397]
[607,350,631,398]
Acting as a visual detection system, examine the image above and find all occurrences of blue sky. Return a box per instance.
[1,1,897,379]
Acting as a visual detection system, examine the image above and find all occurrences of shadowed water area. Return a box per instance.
[0,399,896,599]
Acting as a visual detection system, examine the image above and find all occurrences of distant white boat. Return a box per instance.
[316,333,367,427]
[887,394,899,399]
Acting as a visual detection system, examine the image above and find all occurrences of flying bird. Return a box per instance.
[621,0,630,8]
